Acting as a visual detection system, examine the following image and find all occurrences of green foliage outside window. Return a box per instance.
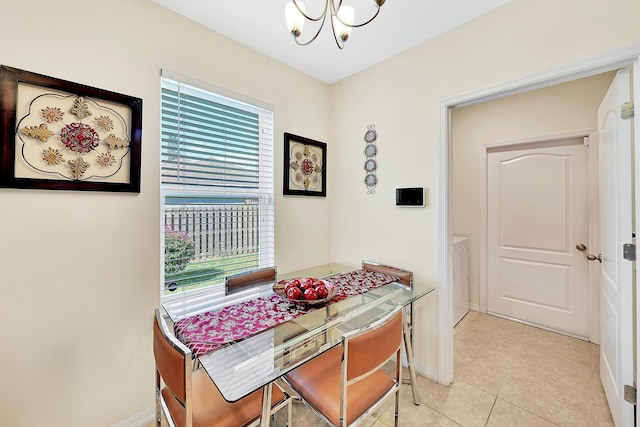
[164,227,195,274]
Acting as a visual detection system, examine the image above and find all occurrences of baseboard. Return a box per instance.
[112,407,155,427]
[469,303,480,312]
[413,359,438,382]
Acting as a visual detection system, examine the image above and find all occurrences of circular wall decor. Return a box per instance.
[364,127,377,143]
[364,173,377,187]
[364,143,377,157]
[363,124,377,194]
[364,158,377,172]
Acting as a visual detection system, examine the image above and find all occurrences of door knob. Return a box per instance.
[576,243,602,263]
[587,253,603,263]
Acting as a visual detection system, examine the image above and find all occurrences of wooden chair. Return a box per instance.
[225,267,277,296]
[361,261,420,404]
[284,305,404,427]
[361,261,414,349]
[153,309,292,427]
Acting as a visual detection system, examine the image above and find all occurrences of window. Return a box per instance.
[160,70,274,318]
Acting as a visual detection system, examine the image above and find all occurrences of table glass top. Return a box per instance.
[190,264,435,402]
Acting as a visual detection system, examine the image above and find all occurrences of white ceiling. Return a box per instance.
[152,0,512,84]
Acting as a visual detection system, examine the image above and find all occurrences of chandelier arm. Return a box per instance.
[287,0,381,48]
[334,5,381,28]
[294,24,326,46]
[294,10,329,46]
[329,10,346,49]
[292,0,328,23]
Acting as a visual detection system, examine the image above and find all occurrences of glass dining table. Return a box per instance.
[163,263,435,427]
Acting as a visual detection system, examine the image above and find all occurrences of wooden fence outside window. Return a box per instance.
[164,202,259,259]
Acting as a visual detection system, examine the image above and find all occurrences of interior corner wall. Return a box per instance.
[0,1,331,426]
[451,72,616,310]
[328,0,640,374]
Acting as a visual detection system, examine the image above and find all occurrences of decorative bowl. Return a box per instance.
[273,278,337,306]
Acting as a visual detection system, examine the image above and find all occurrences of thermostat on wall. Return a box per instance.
[396,187,424,207]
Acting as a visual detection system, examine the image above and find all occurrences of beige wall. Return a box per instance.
[451,72,615,308]
[1,0,639,425]
[0,1,332,426]
[329,0,640,376]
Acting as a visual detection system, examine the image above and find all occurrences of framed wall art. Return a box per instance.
[283,132,326,197]
[0,65,142,192]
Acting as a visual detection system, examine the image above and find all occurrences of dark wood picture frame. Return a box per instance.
[283,132,326,197]
[0,65,142,192]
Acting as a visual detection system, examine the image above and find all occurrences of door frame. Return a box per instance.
[478,132,597,341]
[436,43,640,387]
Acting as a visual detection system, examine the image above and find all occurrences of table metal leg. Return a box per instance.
[403,320,420,405]
[260,383,273,427]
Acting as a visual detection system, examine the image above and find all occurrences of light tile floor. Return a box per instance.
[440,311,612,426]
[282,311,614,426]
[153,311,615,426]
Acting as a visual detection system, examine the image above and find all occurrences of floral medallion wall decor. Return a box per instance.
[0,65,142,192]
[283,132,326,197]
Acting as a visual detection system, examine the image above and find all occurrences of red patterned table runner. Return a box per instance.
[174,269,397,356]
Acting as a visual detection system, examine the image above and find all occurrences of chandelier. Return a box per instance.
[285,0,386,49]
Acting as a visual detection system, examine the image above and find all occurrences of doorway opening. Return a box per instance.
[436,44,640,388]
[450,72,614,343]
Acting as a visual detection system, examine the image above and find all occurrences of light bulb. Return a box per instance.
[285,1,306,37]
[333,5,354,42]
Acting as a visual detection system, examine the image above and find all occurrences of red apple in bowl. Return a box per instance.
[303,288,318,301]
[284,281,299,292]
[315,284,329,299]
[300,278,315,290]
[286,286,303,300]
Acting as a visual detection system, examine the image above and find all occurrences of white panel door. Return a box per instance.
[598,68,634,427]
[487,140,589,337]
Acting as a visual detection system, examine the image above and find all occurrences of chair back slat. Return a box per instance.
[153,310,190,404]
[362,261,413,287]
[345,305,403,381]
[225,266,276,295]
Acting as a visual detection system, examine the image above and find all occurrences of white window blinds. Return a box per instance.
[160,70,274,317]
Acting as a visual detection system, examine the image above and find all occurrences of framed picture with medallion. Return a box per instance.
[283,132,326,197]
[0,65,142,192]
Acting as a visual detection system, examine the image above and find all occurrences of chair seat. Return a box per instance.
[163,368,286,427]
[284,346,395,426]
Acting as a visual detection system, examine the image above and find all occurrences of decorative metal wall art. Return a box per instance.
[0,66,142,192]
[283,132,326,197]
[363,124,377,194]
